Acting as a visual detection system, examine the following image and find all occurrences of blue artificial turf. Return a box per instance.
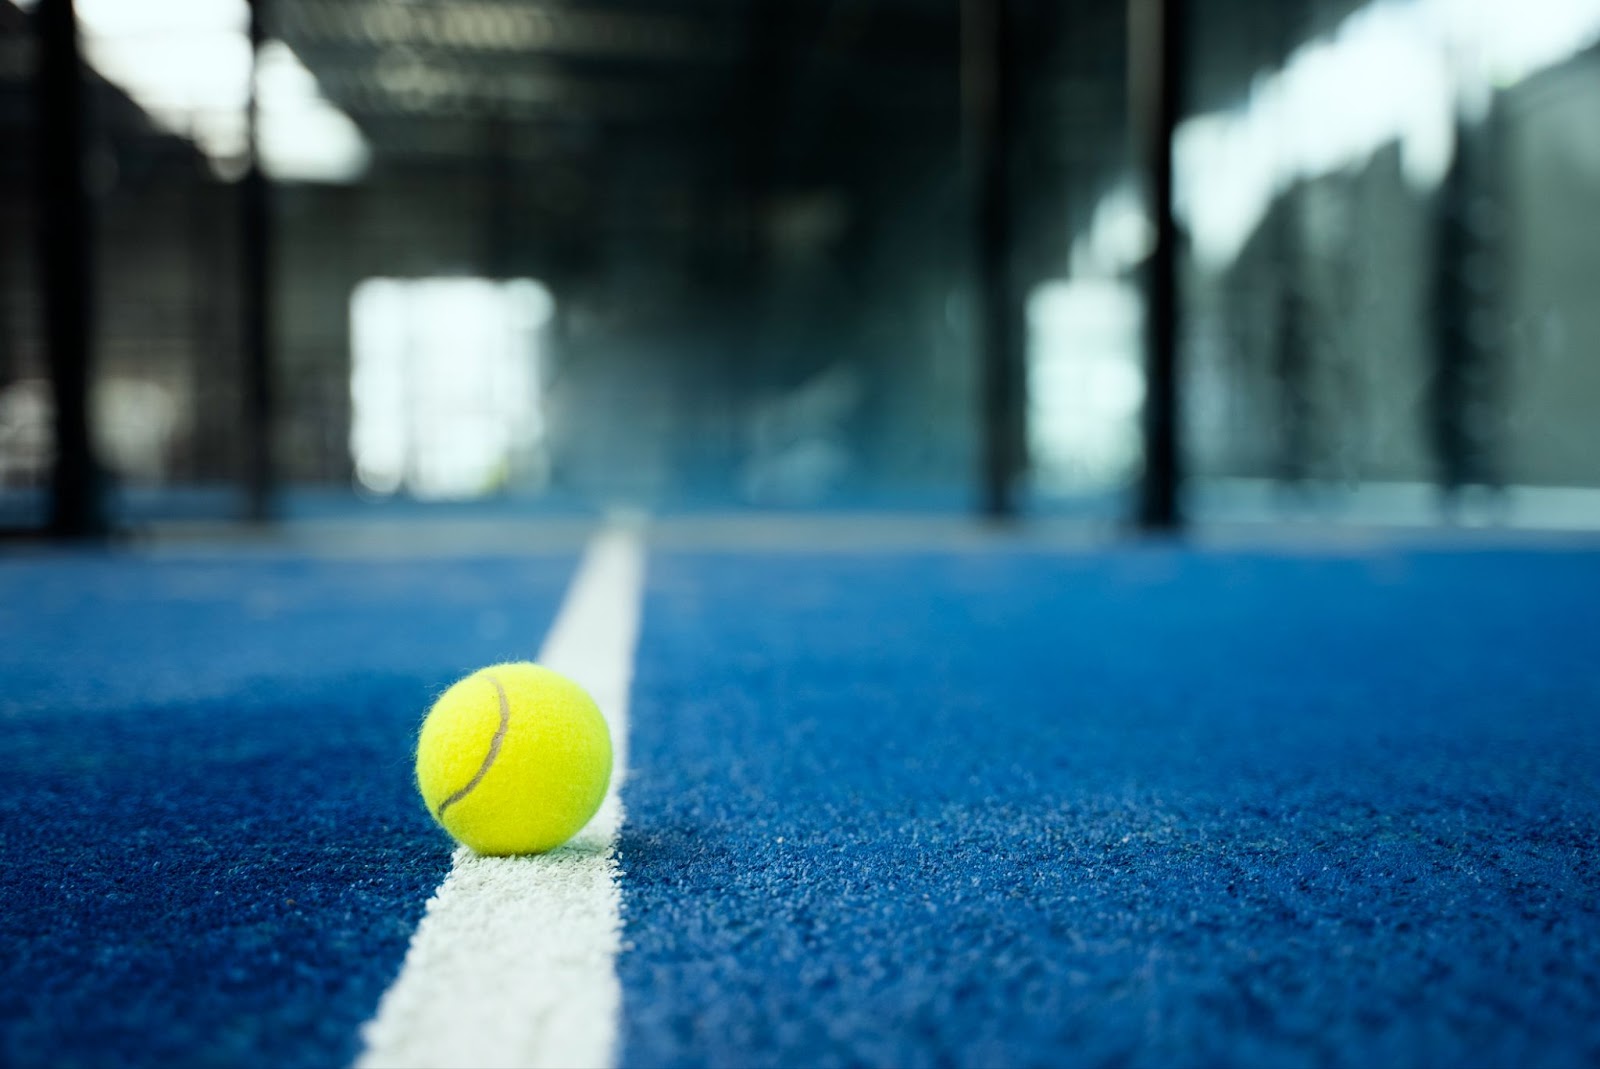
[619,546,1600,1068]
[0,550,577,1069]
[6,541,1599,1069]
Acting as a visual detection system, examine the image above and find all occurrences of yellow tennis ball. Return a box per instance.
[416,662,612,856]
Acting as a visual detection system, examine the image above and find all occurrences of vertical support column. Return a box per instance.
[241,0,276,522]
[36,0,105,538]
[1430,109,1507,517]
[1130,0,1184,531]
[963,0,1022,520]
[1270,1,1312,494]
[1273,189,1313,488]
[484,112,514,279]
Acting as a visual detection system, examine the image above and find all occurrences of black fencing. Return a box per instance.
[3,0,1597,535]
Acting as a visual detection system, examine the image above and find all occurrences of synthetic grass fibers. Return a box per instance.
[1,544,1598,1069]
[619,547,1600,1068]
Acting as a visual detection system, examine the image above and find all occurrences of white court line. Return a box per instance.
[357,525,645,1069]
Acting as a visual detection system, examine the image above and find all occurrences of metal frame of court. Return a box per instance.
[23,0,1187,541]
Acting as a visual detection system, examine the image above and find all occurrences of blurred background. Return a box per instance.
[1,0,1598,536]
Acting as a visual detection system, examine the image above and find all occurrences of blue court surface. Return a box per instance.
[3,535,1599,1067]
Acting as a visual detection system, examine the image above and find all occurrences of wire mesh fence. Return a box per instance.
[3,0,1598,531]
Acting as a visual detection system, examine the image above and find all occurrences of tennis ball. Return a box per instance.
[416,662,612,856]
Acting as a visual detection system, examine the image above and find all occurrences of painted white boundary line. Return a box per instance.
[357,525,645,1069]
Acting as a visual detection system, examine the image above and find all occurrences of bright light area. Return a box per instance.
[257,41,370,183]
[1170,0,1600,268]
[67,0,368,183]
[350,278,555,501]
[1071,181,1155,277]
[1026,279,1146,493]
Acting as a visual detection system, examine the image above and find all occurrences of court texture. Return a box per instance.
[2,517,1598,1068]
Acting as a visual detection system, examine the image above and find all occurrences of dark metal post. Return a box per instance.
[1270,1,1312,493]
[484,112,514,279]
[1131,0,1184,530]
[1273,189,1313,487]
[963,0,1022,520]
[241,0,275,522]
[35,0,106,537]
[1430,109,1507,516]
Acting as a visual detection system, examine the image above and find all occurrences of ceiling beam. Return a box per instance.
[276,0,738,62]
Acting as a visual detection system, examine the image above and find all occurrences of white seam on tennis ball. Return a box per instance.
[433,672,511,820]
[356,521,644,1069]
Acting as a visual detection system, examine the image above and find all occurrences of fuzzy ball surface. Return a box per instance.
[416,662,612,856]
